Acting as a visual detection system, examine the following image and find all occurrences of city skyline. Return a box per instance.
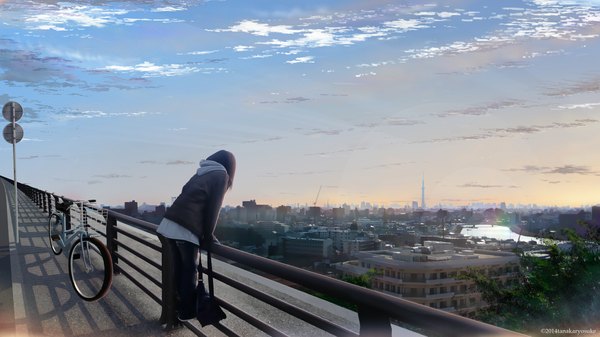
[1,0,600,207]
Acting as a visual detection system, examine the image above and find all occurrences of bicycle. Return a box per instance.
[48,198,113,301]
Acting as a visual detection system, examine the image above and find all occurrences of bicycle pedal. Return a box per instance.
[73,254,81,260]
[51,235,60,241]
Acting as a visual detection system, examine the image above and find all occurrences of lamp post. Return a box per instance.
[3,101,24,244]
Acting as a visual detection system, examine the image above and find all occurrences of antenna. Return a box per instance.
[313,185,322,206]
[421,173,425,209]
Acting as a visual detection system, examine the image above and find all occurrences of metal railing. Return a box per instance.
[1,176,524,337]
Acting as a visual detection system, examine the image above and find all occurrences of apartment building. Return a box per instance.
[335,241,520,316]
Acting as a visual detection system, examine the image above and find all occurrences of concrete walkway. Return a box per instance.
[0,180,196,337]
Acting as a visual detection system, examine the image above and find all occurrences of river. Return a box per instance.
[460,224,543,244]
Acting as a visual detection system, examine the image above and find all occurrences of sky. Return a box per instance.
[1,0,600,209]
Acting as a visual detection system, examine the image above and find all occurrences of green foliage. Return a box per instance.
[463,227,600,334]
[312,268,379,311]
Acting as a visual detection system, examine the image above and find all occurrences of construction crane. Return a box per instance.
[313,185,322,206]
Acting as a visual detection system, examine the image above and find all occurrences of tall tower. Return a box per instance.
[421,174,425,209]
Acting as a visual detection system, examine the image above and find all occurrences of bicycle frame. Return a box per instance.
[52,201,97,260]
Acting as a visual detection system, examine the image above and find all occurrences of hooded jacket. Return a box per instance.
[163,160,229,243]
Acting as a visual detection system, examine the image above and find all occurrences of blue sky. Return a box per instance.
[1,0,600,208]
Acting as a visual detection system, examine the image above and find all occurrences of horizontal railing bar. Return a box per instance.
[115,226,162,252]
[213,321,241,337]
[117,266,162,305]
[107,210,158,233]
[115,252,162,289]
[215,297,289,337]
[210,268,357,337]
[115,238,161,270]
[182,321,209,337]
[210,244,522,337]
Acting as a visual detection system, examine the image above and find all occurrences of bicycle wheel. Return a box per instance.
[48,213,63,255]
[68,237,113,301]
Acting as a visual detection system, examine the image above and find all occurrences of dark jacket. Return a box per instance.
[164,170,228,243]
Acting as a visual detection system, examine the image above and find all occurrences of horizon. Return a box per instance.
[1,0,600,208]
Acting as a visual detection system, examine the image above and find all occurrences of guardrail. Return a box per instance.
[1,176,524,337]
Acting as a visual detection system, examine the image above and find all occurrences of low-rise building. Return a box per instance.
[335,241,520,316]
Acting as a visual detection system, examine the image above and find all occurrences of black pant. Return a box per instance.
[170,239,200,319]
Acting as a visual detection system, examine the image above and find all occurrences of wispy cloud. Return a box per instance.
[459,183,519,189]
[304,147,368,157]
[24,3,130,31]
[546,165,599,175]
[286,56,314,64]
[178,50,219,56]
[416,119,598,143]
[436,100,524,118]
[101,61,225,77]
[139,159,195,165]
[545,77,600,96]
[58,110,159,120]
[505,164,600,176]
[93,173,131,179]
[166,160,195,165]
[557,102,600,110]
[211,20,301,36]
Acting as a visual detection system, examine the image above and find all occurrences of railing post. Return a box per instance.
[158,234,180,329]
[42,191,47,213]
[358,305,392,337]
[105,213,120,274]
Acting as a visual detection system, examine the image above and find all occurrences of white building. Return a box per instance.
[335,241,520,316]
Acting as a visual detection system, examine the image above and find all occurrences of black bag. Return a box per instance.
[196,249,226,327]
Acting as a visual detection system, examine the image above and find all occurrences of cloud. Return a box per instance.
[286,56,314,64]
[210,20,301,36]
[286,96,310,102]
[362,162,413,170]
[93,173,131,179]
[241,136,283,144]
[304,147,368,157]
[503,165,549,173]
[259,168,341,178]
[436,100,524,117]
[545,165,597,175]
[416,119,598,143]
[166,160,195,165]
[139,159,197,165]
[459,183,519,188]
[557,103,600,110]
[355,118,423,129]
[178,50,219,56]
[23,3,130,31]
[58,110,159,119]
[505,164,600,176]
[233,45,254,52]
[303,128,348,136]
[19,154,60,159]
[257,96,310,104]
[101,61,219,77]
[152,6,186,13]
[545,77,600,96]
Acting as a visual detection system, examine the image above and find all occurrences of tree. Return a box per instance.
[462,226,600,333]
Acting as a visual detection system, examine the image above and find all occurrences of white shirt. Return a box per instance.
[156,217,199,245]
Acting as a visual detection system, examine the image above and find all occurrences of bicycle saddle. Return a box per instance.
[56,200,73,213]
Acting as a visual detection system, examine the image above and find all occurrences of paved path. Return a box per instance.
[0,180,194,337]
